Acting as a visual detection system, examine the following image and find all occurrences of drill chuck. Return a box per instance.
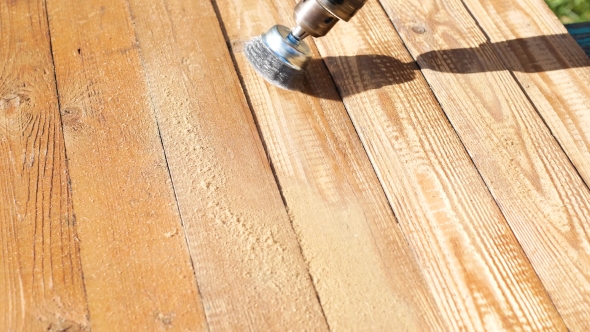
[293,0,368,38]
[317,0,368,21]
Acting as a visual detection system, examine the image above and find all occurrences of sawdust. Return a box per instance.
[151,93,327,329]
[128,1,330,323]
[231,51,442,329]
[280,181,426,331]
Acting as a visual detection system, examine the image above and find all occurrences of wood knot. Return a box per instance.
[411,25,426,34]
[0,94,30,128]
[0,93,29,111]
[61,107,84,131]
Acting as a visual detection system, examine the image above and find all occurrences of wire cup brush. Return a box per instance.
[244,0,368,90]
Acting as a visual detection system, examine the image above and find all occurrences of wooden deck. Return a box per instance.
[1,0,590,330]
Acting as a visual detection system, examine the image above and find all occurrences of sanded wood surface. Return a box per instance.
[125,0,328,330]
[379,0,590,328]
[313,0,566,330]
[45,0,208,329]
[0,0,89,330]
[3,0,590,329]
[461,0,590,192]
[215,0,447,329]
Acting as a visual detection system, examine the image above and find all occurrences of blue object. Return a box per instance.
[566,22,590,58]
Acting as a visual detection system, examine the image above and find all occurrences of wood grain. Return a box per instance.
[461,0,590,195]
[378,0,590,328]
[0,0,89,330]
[125,0,329,330]
[309,0,567,329]
[215,0,448,329]
[45,0,209,329]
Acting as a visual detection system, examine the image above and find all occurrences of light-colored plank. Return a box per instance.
[378,0,590,328]
[310,0,567,329]
[45,0,209,329]
[125,0,329,330]
[0,1,89,330]
[215,0,448,329]
[461,0,590,205]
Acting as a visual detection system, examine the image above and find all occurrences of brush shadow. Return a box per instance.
[294,34,589,100]
[295,54,417,100]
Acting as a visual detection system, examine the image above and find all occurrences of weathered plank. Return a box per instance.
[0,0,89,330]
[461,0,590,200]
[125,0,329,330]
[379,0,590,328]
[215,0,448,329]
[45,0,209,329]
[310,0,567,329]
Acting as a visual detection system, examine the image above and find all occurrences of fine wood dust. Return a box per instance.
[150,95,328,330]
[231,49,445,330]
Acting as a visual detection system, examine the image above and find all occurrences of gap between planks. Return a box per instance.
[44,0,210,329]
[378,0,590,328]
[123,2,213,330]
[460,0,590,196]
[456,0,590,195]
[209,2,334,325]
[0,0,89,329]
[213,0,570,330]
[122,0,330,329]
[213,0,449,329]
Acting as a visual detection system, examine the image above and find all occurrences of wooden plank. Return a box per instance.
[44,0,209,329]
[309,0,567,329]
[214,0,448,329]
[460,0,590,208]
[0,1,89,330]
[566,22,590,57]
[378,0,590,328]
[124,0,329,330]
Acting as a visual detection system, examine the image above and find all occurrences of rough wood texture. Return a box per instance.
[215,0,447,329]
[312,0,566,330]
[45,0,209,329]
[379,0,590,328]
[125,0,329,330]
[4,0,589,329]
[0,0,89,330]
[461,0,590,195]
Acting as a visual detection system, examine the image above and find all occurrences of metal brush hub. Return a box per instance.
[261,25,312,70]
[292,0,369,39]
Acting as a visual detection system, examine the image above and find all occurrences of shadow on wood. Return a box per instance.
[298,54,416,100]
[297,34,589,100]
